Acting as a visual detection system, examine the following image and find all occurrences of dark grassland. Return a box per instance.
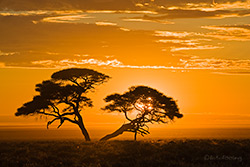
[0,139,250,167]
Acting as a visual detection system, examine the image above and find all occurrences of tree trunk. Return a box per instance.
[77,117,91,141]
[100,123,133,141]
[134,130,137,141]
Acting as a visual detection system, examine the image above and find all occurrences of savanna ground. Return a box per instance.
[0,139,250,167]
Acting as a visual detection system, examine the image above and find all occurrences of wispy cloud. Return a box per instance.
[32,59,122,68]
[0,11,249,71]
[0,0,249,18]
[29,58,183,69]
[0,0,138,11]
[0,10,83,16]
[29,57,250,70]
[155,31,194,38]
[171,45,224,52]
[134,0,250,20]
[119,27,130,31]
[123,18,174,24]
[180,58,250,69]
[31,58,179,69]
[166,1,250,11]
[95,21,117,26]
[86,10,157,14]
[154,31,222,52]
[156,39,211,46]
[201,24,250,41]
[0,51,18,56]
[213,71,250,75]
[42,14,94,23]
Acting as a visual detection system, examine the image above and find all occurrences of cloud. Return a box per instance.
[119,27,130,31]
[0,10,83,16]
[156,39,211,46]
[122,18,174,24]
[1,0,249,19]
[165,1,250,11]
[31,58,122,68]
[155,31,194,38]
[95,21,117,26]
[30,58,176,69]
[213,71,250,75]
[0,12,249,71]
[0,0,136,10]
[133,0,250,19]
[0,50,17,56]
[27,57,250,70]
[154,31,222,52]
[86,10,157,14]
[0,15,182,67]
[201,24,250,41]
[42,14,94,23]
[28,58,193,69]
[140,9,250,19]
[40,11,162,26]
[30,58,177,69]
[171,45,224,52]
[179,58,250,69]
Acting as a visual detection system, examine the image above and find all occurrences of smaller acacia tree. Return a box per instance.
[15,68,110,141]
[100,86,183,141]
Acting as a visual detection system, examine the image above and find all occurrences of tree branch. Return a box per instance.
[63,117,78,124]
[100,123,134,141]
[124,111,132,121]
[47,117,59,129]
[61,112,75,117]
[47,116,77,129]
[37,111,58,117]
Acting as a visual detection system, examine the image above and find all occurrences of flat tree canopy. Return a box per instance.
[16,68,110,141]
[101,86,183,141]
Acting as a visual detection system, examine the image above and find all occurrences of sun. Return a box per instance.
[134,97,154,113]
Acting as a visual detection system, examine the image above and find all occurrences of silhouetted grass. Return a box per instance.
[0,139,250,167]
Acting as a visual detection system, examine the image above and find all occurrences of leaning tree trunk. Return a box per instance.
[77,116,91,141]
[100,123,133,141]
[134,130,137,141]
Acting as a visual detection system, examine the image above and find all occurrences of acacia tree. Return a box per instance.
[15,68,110,141]
[100,86,183,141]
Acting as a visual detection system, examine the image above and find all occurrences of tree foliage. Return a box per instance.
[15,68,110,141]
[101,86,183,141]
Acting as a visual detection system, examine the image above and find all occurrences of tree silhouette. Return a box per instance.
[15,68,110,141]
[100,86,183,141]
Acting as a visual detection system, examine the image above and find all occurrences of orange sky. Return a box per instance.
[0,68,249,130]
[0,0,250,135]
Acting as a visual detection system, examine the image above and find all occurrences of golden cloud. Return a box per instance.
[0,51,18,56]
[42,14,94,23]
[29,57,250,70]
[95,21,117,26]
[201,25,250,41]
[0,10,83,16]
[171,45,224,52]
[155,31,194,38]
[180,58,250,69]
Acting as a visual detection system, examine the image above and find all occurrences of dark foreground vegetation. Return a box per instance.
[0,139,250,167]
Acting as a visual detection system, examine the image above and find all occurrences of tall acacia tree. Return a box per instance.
[15,68,110,141]
[100,86,183,141]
